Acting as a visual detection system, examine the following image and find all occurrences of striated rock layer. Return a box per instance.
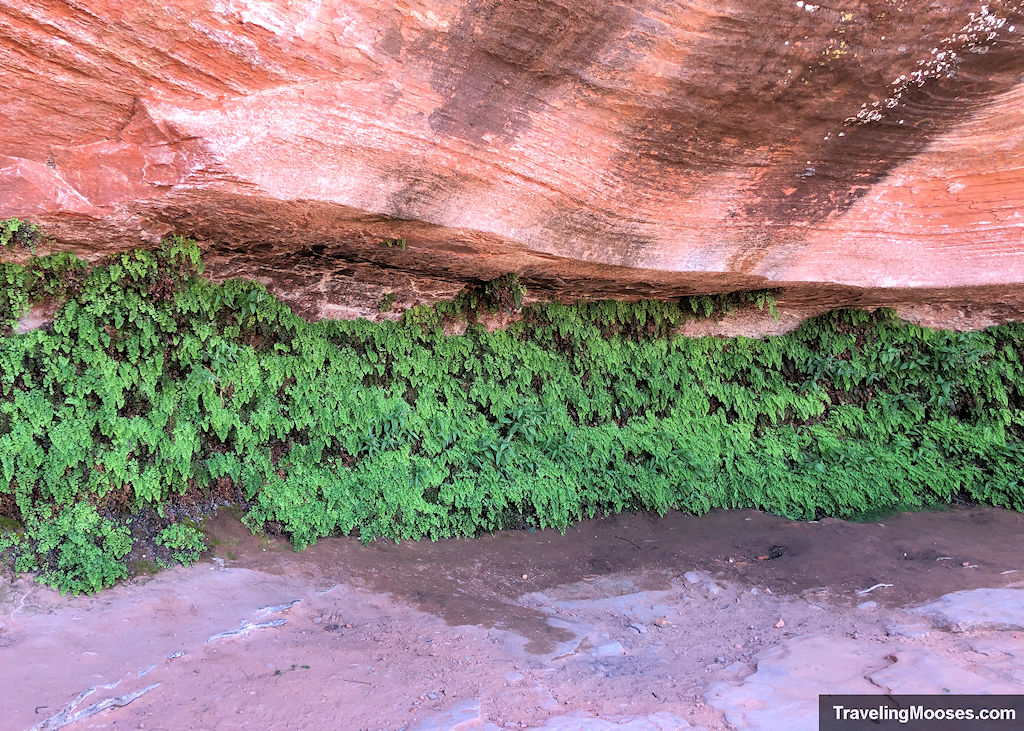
[2,0,1024,323]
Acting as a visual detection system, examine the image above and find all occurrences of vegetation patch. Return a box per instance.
[2,232,1024,593]
[155,522,206,567]
[1,218,41,252]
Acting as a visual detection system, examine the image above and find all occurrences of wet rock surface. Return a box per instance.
[3,1,1024,324]
[1,506,1023,729]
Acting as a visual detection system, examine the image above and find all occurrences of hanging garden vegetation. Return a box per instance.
[2,236,1023,593]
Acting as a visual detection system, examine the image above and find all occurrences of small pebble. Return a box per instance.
[774,619,785,628]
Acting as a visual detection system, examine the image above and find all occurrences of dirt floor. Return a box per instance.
[2,505,1024,730]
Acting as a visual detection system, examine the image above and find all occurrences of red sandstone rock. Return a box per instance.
[2,0,1024,320]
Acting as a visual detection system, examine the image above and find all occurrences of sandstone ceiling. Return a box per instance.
[2,0,1024,319]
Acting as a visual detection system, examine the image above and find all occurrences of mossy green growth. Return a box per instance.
[2,237,1024,593]
[129,559,161,576]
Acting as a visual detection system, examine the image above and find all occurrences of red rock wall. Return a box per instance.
[2,0,1024,321]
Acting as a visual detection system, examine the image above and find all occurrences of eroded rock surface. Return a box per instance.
[2,1,1024,321]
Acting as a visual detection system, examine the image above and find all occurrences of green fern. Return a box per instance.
[2,238,1024,593]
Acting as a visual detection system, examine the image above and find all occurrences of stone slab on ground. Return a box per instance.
[867,647,1024,694]
[707,591,1024,731]
[529,712,699,730]
[407,703,699,731]
[884,617,933,639]
[406,699,491,731]
[967,637,1024,686]
[912,588,1024,632]
[705,636,888,731]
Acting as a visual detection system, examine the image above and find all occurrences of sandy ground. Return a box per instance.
[2,506,1024,730]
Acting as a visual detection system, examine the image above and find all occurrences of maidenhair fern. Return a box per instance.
[1,235,1024,593]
